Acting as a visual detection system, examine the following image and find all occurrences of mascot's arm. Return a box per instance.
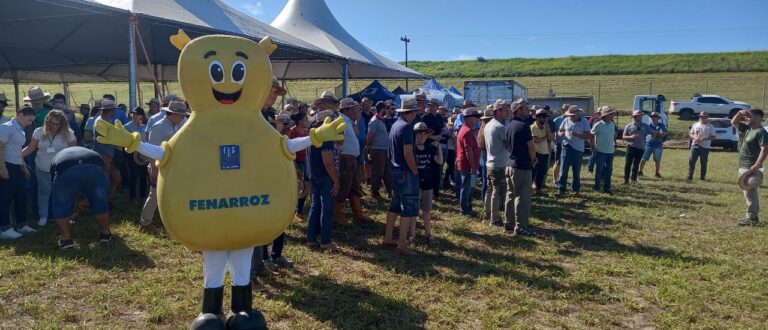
[96,119,166,161]
[308,117,346,147]
[287,136,311,154]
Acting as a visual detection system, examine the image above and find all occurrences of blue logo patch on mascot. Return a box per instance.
[220,145,240,170]
[189,194,271,211]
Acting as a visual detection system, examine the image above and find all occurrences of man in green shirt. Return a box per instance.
[731,109,768,226]
[590,106,617,194]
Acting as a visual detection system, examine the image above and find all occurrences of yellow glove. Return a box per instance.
[309,117,346,147]
[95,119,141,153]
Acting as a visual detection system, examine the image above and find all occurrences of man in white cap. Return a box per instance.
[590,107,617,193]
[139,100,188,234]
[732,109,768,226]
[557,106,591,195]
[687,112,716,181]
[622,110,653,184]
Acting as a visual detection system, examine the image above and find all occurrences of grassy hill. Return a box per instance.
[407,51,768,78]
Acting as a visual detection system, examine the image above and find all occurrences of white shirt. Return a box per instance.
[690,121,716,149]
[32,127,76,172]
[0,118,26,165]
[145,111,166,139]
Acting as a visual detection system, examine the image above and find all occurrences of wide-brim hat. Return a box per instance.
[698,112,710,117]
[145,98,160,105]
[564,107,582,116]
[632,110,643,117]
[396,98,420,113]
[480,109,495,120]
[739,170,763,190]
[314,110,335,122]
[23,86,50,102]
[413,91,428,101]
[339,97,359,110]
[413,122,433,134]
[463,107,482,118]
[535,109,549,117]
[162,94,179,104]
[600,108,616,117]
[313,91,339,105]
[162,100,187,115]
[100,99,117,110]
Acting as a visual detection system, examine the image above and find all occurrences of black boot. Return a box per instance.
[226,284,267,330]
[190,287,226,330]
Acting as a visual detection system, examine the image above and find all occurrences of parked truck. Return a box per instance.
[463,80,527,107]
[528,96,594,115]
[670,93,751,120]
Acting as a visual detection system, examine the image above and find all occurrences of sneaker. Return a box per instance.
[655,173,662,178]
[58,238,74,250]
[272,257,294,268]
[99,232,112,243]
[294,213,307,222]
[18,225,37,234]
[515,227,536,237]
[37,218,47,226]
[737,218,759,226]
[0,228,23,239]
[638,171,644,177]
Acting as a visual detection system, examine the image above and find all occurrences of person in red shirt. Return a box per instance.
[456,108,482,216]
[289,112,310,221]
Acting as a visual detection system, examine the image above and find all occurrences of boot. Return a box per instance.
[226,284,267,330]
[350,196,373,222]
[333,201,349,225]
[190,287,226,330]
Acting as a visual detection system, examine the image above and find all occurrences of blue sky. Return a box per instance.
[223,0,768,61]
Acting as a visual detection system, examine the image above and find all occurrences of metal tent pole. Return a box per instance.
[342,61,349,97]
[12,71,19,111]
[128,15,138,112]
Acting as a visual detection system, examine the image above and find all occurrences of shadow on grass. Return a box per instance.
[265,274,427,330]
[0,207,155,271]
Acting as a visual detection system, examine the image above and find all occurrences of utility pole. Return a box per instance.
[400,35,411,91]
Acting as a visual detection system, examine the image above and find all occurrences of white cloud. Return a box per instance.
[454,54,476,61]
[243,1,264,16]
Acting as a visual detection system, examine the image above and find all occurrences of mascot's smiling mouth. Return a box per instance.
[212,88,242,105]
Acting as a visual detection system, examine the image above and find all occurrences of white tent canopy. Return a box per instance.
[271,0,427,80]
[0,0,347,84]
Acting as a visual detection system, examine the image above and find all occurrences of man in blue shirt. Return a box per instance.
[557,107,591,195]
[383,98,420,256]
[639,112,667,178]
[623,110,654,184]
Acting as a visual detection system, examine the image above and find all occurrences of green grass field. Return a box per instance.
[407,51,768,77]
[1,148,767,329]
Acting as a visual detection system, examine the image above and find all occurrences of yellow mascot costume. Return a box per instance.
[96,30,345,330]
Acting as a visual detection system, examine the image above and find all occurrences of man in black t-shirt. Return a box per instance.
[503,100,538,237]
[50,146,112,249]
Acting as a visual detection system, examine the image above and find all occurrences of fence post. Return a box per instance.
[597,82,601,106]
[649,81,653,95]
[762,78,766,110]
[705,81,709,94]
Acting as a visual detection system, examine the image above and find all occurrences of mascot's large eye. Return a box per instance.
[231,61,246,84]
[208,60,224,84]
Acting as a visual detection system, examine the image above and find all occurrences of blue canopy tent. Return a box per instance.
[391,86,408,95]
[348,80,397,103]
[447,86,462,96]
[396,78,464,109]
[420,78,445,91]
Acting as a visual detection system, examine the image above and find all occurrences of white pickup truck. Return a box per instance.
[670,94,751,120]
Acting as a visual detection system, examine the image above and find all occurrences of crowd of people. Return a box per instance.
[2,81,767,268]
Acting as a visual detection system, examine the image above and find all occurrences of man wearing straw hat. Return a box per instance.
[622,110,653,184]
[590,106,617,193]
[333,98,372,224]
[383,98,421,255]
[484,100,510,226]
[456,107,482,217]
[732,109,768,226]
[557,106,591,196]
[639,112,667,178]
[504,98,537,236]
[687,112,716,181]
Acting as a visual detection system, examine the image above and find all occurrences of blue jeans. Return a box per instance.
[593,152,614,192]
[388,168,419,217]
[262,233,285,260]
[688,146,710,179]
[51,164,110,219]
[587,148,596,172]
[0,163,28,230]
[458,170,476,214]
[295,161,308,214]
[480,154,488,198]
[307,176,334,244]
[558,146,583,194]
